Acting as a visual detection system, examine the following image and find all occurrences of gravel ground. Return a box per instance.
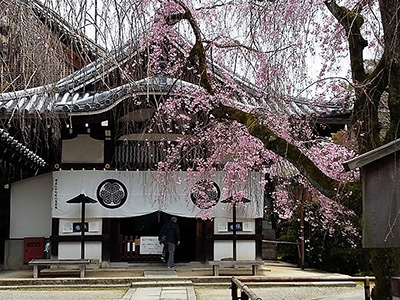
[195,285,366,300]
[0,288,128,300]
[0,285,367,300]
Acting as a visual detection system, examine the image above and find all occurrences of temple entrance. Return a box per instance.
[108,212,197,262]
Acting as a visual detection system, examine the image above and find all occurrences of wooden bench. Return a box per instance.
[208,260,263,276]
[28,259,91,278]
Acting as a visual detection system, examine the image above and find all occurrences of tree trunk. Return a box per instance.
[371,248,400,300]
[370,2,400,299]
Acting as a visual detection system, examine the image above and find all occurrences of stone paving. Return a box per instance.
[123,286,196,300]
[0,261,370,300]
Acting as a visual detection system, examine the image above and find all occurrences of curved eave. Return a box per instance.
[0,77,201,117]
[62,90,176,117]
[0,128,47,169]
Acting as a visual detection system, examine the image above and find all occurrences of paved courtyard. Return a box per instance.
[0,261,371,300]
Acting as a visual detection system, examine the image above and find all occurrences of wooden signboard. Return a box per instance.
[139,236,163,255]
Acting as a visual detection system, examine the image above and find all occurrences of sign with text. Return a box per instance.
[140,236,163,255]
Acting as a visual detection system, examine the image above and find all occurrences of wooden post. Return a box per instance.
[241,290,249,300]
[392,277,400,300]
[231,279,238,300]
[233,203,237,261]
[364,277,371,300]
[300,204,305,270]
[81,202,85,259]
[123,236,128,260]
[129,236,134,260]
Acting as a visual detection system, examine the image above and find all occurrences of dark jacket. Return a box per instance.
[159,221,181,244]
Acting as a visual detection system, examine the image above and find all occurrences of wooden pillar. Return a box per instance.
[50,218,59,257]
[196,219,204,261]
[255,218,262,260]
[300,204,305,270]
[233,203,237,261]
[80,202,85,259]
[102,219,110,263]
[205,219,214,261]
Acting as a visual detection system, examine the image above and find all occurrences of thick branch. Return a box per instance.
[325,1,389,152]
[324,0,368,82]
[167,0,214,95]
[379,0,400,141]
[212,105,342,199]
[165,1,351,199]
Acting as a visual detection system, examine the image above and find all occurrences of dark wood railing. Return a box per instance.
[231,276,375,300]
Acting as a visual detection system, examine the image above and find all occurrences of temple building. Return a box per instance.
[0,0,351,269]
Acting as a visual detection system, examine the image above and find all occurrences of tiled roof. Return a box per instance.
[29,0,106,57]
[0,128,47,168]
[0,1,352,120]
[0,76,197,115]
[0,74,352,119]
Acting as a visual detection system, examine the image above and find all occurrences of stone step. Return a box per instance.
[131,276,231,284]
[131,280,194,288]
[0,284,130,290]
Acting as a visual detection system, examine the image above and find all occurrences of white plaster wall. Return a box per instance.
[214,240,256,260]
[10,173,52,238]
[58,242,102,261]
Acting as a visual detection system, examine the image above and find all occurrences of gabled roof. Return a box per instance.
[0,1,353,120]
[29,0,106,60]
[343,138,400,171]
[0,42,352,119]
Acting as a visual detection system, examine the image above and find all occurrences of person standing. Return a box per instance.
[159,216,181,268]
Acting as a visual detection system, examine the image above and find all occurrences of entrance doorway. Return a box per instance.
[108,212,196,262]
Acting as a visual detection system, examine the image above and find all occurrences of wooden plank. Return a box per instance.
[212,234,263,240]
[343,138,400,171]
[208,260,262,276]
[208,260,263,266]
[29,259,90,265]
[50,235,107,242]
[28,259,90,279]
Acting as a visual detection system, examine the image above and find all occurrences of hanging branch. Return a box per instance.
[165,0,214,95]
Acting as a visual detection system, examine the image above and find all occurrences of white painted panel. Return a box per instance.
[58,241,101,261]
[214,241,233,260]
[10,173,52,238]
[237,241,256,260]
[59,219,102,235]
[214,218,255,234]
[214,240,255,260]
[62,135,104,163]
